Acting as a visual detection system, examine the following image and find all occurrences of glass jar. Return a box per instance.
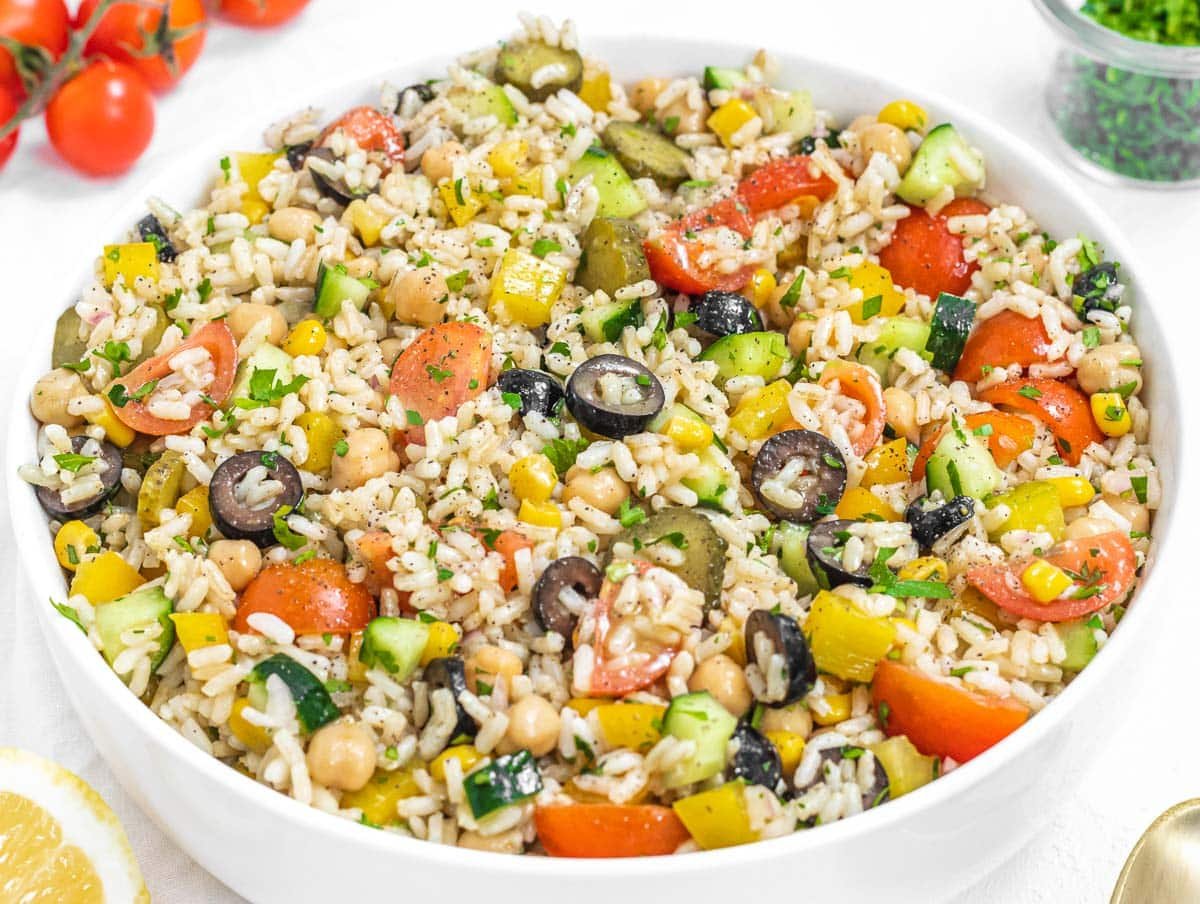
[1034,0,1200,188]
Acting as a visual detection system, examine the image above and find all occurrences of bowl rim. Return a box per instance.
[6,31,1185,876]
[1032,0,1200,76]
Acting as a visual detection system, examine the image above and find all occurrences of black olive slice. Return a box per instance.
[687,291,763,338]
[423,656,476,740]
[565,355,664,439]
[729,722,784,793]
[751,429,847,522]
[306,146,369,205]
[806,519,873,589]
[745,609,817,705]
[395,82,435,114]
[36,436,123,519]
[136,214,177,263]
[209,452,304,548]
[1071,262,1124,317]
[799,744,889,809]
[905,495,975,549]
[497,368,564,419]
[285,140,313,171]
[532,556,600,640]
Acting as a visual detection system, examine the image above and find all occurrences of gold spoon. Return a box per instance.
[1112,800,1200,903]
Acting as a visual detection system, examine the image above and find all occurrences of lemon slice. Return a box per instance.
[0,748,148,903]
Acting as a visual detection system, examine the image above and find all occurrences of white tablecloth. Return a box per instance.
[2,2,1197,900]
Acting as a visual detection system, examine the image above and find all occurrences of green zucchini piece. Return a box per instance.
[698,331,790,384]
[463,749,543,818]
[683,445,732,511]
[1058,619,1099,672]
[774,522,820,597]
[925,418,1002,500]
[248,653,340,733]
[608,507,727,609]
[857,316,932,385]
[495,41,583,102]
[896,123,986,205]
[52,308,88,369]
[925,293,976,372]
[580,296,643,344]
[575,217,650,297]
[359,617,430,680]
[702,67,748,90]
[567,147,646,219]
[661,691,738,788]
[448,83,518,126]
[602,121,691,188]
[314,260,373,318]
[94,586,175,676]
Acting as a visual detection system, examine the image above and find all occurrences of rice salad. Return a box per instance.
[22,15,1158,857]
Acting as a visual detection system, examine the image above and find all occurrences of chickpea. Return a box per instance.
[687,653,752,717]
[629,78,668,116]
[465,644,523,694]
[1075,342,1142,396]
[1065,516,1120,541]
[30,368,87,428]
[562,465,630,515]
[208,539,262,591]
[378,337,406,367]
[421,140,467,185]
[858,122,912,173]
[787,317,817,355]
[1102,493,1150,534]
[343,257,378,282]
[386,269,450,328]
[760,702,812,738]
[458,829,524,854]
[331,428,400,490]
[659,95,710,135]
[847,114,878,135]
[267,206,322,244]
[226,303,288,346]
[305,721,377,792]
[882,386,919,444]
[502,694,560,756]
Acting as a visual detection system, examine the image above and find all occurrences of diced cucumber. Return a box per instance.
[648,402,706,435]
[857,316,932,385]
[661,691,738,788]
[248,653,340,733]
[699,331,790,384]
[230,343,293,402]
[358,617,430,681]
[925,418,1002,501]
[774,522,820,597]
[567,147,646,219]
[94,586,175,676]
[753,87,815,136]
[314,260,373,318]
[448,83,518,126]
[580,295,643,343]
[462,749,543,819]
[703,66,748,90]
[925,293,976,372]
[896,123,986,205]
[1059,619,1100,672]
[683,445,732,511]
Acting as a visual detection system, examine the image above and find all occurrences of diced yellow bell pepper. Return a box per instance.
[728,380,793,442]
[595,703,665,752]
[345,199,388,247]
[341,767,421,826]
[489,248,566,327]
[102,243,160,288]
[235,151,281,224]
[438,179,486,226]
[1021,558,1073,604]
[83,397,136,448]
[718,616,747,666]
[869,735,936,798]
[504,165,549,200]
[430,744,484,782]
[294,411,344,474]
[764,730,806,775]
[169,612,229,653]
[69,551,143,606]
[488,139,529,179]
[662,415,713,452]
[749,269,777,308]
[707,98,759,148]
[518,499,562,529]
[510,454,558,503]
[835,486,900,522]
[54,520,99,571]
[806,591,897,682]
[812,692,852,726]
[898,556,948,584]
[846,262,906,324]
[565,697,607,715]
[1045,476,1096,509]
[283,319,327,357]
[229,697,273,753]
[176,486,212,538]
[420,620,461,666]
[672,781,758,850]
[577,72,612,113]
[861,438,910,487]
[1091,392,1131,438]
[877,100,928,133]
[347,631,369,684]
[986,481,1065,543]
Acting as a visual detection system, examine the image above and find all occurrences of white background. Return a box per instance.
[2,1,1197,901]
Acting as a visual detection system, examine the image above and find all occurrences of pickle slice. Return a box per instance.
[602,121,692,188]
[495,41,583,102]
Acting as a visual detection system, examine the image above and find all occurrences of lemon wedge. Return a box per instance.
[0,748,148,903]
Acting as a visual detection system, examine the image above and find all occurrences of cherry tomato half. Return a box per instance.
[954,309,1054,383]
[581,561,678,697]
[318,105,405,167]
[818,360,885,456]
[388,321,491,445]
[878,198,989,300]
[643,197,756,295]
[0,85,18,169]
[737,154,837,216]
[535,804,691,858]
[45,59,154,176]
[219,0,309,27]
[0,0,69,98]
[977,377,1102,465]
[913,410,1036,481]
[77,0,207,93]
[235,558,376,636]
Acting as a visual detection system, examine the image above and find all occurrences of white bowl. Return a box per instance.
[6,35,1183,904]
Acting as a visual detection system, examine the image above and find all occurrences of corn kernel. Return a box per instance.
[510,454,558,503]
[662,415,713,452]
[749,269,777,308]
[812,692,852,726]
[69,551,143,606]
[728,380,792,441]
[707,98,759,148]
[897,556,948,584]
[229,697,273,752]
[488,139,529,179]
[235,151,281,224]
[1091,392,1131,437]
[283,319,328,357]
[1046,476,1096,509]
[518,498,563,529]
[294,411,344,474]
[54,520,99,571]
[169,612,229,653]
[83,397,136,448]
[345,199,388,247]
[176,485,212,538]
[420,620,461,666]
[835,486,901,522]
[430,745,484,782]
[1020,558,1073,604]
[102,243,159,288]
[765,730,806,775]
[347,631,369,684]
[846,262,906,324]
[438,179,486,226]
[578,72,613,113]
[489,248,566,327]
[877,100,928,133]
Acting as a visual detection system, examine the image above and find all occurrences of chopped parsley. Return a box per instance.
[271,504,307,550]
[52,452,96,473]
[1017,384,1043,400]
[405,409,425,426]
[617,498,646,528]
[333,439,349,457]
[233,368,309,409]
[541,436,589,476]
[426,363,452,383]
[92,340,132,375]
[531,238,561,258]
[445,269,470,293]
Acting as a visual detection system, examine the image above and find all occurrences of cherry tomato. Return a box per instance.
[878,198,990,300]
[966,531,1136,623]
[110,322,237,436]
[581,561,678,697]
[45,59,154,176]
[737,154,837,216]
[490,529,533,594]
[388,322,491,445]
[644,197,756,294]
[954,310,1053,383]
[872,659,1028,763]
[76,0,207,93]
[0,85,18,169]
[535,804,691,858]
[817,360,885,456]
[912,410,1036,481]
[235,558,376,635]
[219,0,309,27]
[977,377,1102,465]
[0,0,69,98]
[319,105,405,166]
